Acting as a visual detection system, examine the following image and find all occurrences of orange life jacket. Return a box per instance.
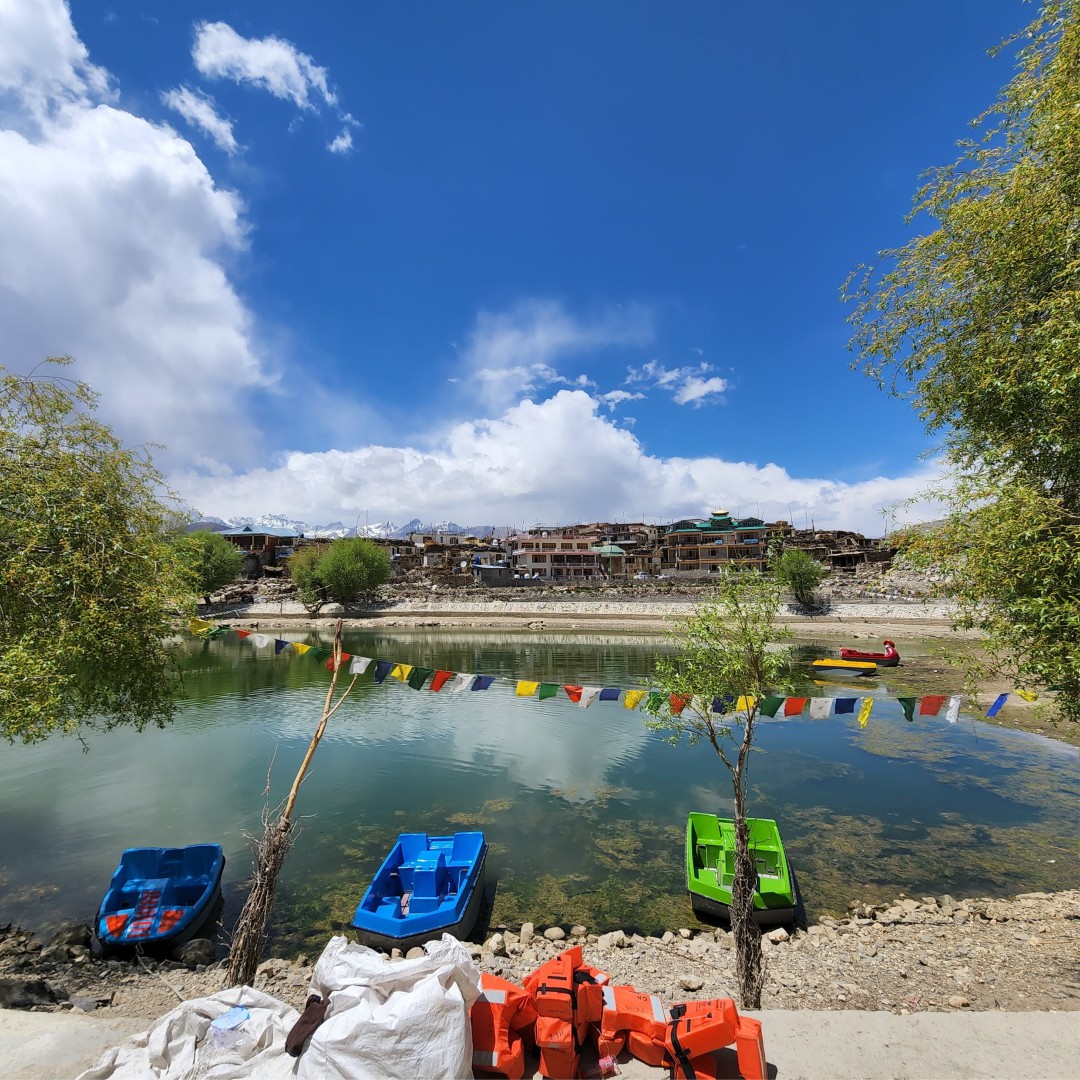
[663,999,739,1078]
[664,1014,768,1079]
[523,946,610,1079]
[598,984,667,1059]
[470,972,538,1080]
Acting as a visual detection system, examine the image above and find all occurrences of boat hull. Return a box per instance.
[686,814,798,929]
[811,659,877,676]
[351,833,488,953]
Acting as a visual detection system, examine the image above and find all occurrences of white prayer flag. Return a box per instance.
[579,687,601,708]
[350,656,373,675]
[809,697,832,720]
[251,634,271,648]
[449,673,475,693]
[946,696,962,724]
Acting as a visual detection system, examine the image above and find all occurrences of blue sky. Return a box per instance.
[0,1,1032,533]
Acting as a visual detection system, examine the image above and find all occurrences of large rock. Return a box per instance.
[0,978,61,1008]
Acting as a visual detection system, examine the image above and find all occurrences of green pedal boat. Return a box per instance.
[686,813,800,928]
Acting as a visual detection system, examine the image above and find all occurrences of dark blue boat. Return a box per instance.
[96,844,225,949]
[351,832,488,952]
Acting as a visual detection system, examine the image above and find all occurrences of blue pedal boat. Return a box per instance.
[350,832,488,952]
[96,844,225,949]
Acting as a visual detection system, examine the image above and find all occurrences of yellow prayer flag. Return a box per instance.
[189,617,214,634]
[857,698,873,728]
[735,695,756,713]
[516,681,540,697]
[1016,689,1038,702]
[291,643,311,655]
[390,664,413,683]
[623,690,647,710]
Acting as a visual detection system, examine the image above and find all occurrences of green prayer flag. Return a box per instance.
[310,647,332,661]
[759,695,785,718]
[645,690,666,711]
[538,683,560,700]
[897,697,917,722]
[407,667,433,690]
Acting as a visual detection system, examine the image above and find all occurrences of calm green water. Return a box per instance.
[1,628,1077,954]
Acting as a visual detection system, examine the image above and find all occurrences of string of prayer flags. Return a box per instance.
[985,693,1009,717]
[857,698,874,728]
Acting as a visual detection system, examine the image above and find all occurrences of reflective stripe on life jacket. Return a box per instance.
[470,972,538,1080]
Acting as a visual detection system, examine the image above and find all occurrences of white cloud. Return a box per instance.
[192,21,336,110]
[627,359,728,407]
[175,388,947,535]
[327,128,352,154]
[598,389,645,411]
[461,300,653,411]
[161,86,238,154]
[0,2,272,463]
[0,0,111,125]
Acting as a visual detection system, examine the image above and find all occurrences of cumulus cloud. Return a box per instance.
[161,85,238,154]
[175,389,947,535]
[0,1,272,463]
[626,359,728,407]
[460,300,653,411]
[192,21,336,109]
[0,0,110,124]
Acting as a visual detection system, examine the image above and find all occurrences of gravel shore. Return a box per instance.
[3,890,1077,1025]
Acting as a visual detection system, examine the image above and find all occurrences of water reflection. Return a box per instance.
[0,630,1076,951]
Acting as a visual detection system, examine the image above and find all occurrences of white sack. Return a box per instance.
[297,934,482,1080]
[76,984,299,1080]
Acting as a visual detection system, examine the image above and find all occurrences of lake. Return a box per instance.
[1,627,1076,954]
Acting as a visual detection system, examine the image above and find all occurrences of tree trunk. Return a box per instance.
[730,733,764,1008]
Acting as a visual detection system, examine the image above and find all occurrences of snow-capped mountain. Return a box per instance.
[192,513,503,539]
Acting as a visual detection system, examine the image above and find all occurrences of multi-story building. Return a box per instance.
[660,510,788,573]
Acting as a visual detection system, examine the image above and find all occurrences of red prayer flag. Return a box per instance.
[563,685,584,703]
[784,697,808,716]
[919,695,947,716]
[430,670,454,692]
[670,693,691,715]
[235,629,251,639]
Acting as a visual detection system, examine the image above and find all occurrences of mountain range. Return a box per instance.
[191,514,506,540]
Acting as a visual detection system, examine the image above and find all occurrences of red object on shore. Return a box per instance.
[839,639,900,666]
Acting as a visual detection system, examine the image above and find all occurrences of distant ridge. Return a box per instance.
[191,513,505,540]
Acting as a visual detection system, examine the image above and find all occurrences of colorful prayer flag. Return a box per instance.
[783,697,808,717]
[429,670,454,691]
[407,667,433,690]
[834,698,857,714]
[538,683,560,700]
[897,697,917,723]
[808,697,832,720]
[516,681,540,697]
[985,693,1009,717]
[349,656,373,675]
[274,638,290,654]
[623,690,647,710]
[857,698,874,728]
[291,642,311,656]
[579,687,601,708]
[390,664,413,683]
[759,696,785,718]
[919,695,947,717]
[373,660,393,683]
[946,696,961,723]
[471,676,494,691]
[599,688,621,702]
[563,685,584,704]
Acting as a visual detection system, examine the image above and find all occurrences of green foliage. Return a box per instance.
[0,360,192,743]
[645,571,794,753]
[287,538,392,608]
[286,544,327,606]
[174,529,244,602]
[773,549,826,608]
[845,2,1080,723]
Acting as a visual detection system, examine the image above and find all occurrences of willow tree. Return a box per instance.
[845,0,1080,723]
[645,570,794,1008]
[0,360,193,743]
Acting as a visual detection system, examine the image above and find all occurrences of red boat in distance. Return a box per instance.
[839,639,900,666]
